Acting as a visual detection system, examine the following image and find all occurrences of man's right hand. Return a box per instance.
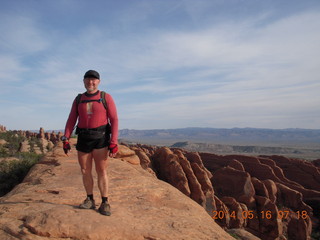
[63,141,71,155]
[61,136,71,155]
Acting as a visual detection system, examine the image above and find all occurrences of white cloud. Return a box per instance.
[0,14,49,54]
[0,56,27,83]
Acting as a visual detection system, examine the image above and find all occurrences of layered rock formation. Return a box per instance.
[19,127,63,145]
[1,133,319,240]
[200,153,319,240]
[127,144,320,240]
[0,140,233,240]
[16,128,62,154]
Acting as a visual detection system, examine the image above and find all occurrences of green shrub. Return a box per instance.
[0,152,43,196]
[228,232,241,239]
[0,131,25,155]
[0,145,8,158]
[0,131,44,197]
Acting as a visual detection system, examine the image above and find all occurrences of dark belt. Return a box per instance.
[76,125,107,134]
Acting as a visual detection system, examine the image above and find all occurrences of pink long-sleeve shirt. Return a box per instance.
[64,90,118,145]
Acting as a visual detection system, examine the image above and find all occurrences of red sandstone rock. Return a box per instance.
[190,162,214,196]
[57,131,63,141]
[258,157,293,184]
[137,144,157,157]
[184,151,213,178]
[38,127,45,139]
[2,136,319,240]
[0,141,233,240]
[214,196,230,228]
[238,160,283,183]
[228,159,245,171]
[252,177,269,199]
[254,196,282,240]
[276,183,313,213]
[199,152,232,172]
[50,131,58,144]
[313,159,320,168]
[116,145,140,165]
[19,140,30,152]
[264,155,320,192]
[174,149,205,206]
[221,197,246,228]
[152,147,190,197]
[212,166,255,201]
[262,179,278,204]
[199,152,318,239]
[287,212,312,240]
[134,148,152,170]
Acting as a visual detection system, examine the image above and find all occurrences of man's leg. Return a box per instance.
[93,147,111,215]
[78,151,94,196]
[92,147,109,197]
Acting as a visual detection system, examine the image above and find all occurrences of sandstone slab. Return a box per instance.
[0,143,232,240]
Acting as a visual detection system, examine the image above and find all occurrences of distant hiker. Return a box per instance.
[62,70,119,216]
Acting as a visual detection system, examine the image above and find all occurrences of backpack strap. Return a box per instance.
[100,91,108,111]
[100,91,111,130]
[76,93,82,105]
[75,93,82,115]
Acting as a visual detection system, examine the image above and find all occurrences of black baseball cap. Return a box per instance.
[84,70,100,79]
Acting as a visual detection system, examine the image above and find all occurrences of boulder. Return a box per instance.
[19,140,30,152]
[262,179,277,204]
[276,183,312,213]
[184,151,213,178]
[134,148,152,170]
[221,197,246,228]
[38,127,45,139]
[212,166,255,201]
[254,196,282,240]
[287,213,312,240]
[152,147,191,197]
[252,177,269,198]
[214,196,230,229]
[174,149,205,206]
[116,145,140,165]
[228,159,245,171]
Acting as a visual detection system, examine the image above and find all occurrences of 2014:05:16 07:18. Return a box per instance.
[212,210,309,220]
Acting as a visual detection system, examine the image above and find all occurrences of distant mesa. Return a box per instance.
[119,127,320,144]
[170,141,189,148]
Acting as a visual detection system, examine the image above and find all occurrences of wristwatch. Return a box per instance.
[60,136,68,142]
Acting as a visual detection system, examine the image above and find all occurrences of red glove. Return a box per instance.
[108,144,118,155]
[63,141,71,155]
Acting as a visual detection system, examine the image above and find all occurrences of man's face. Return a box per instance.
[84,77,100,93]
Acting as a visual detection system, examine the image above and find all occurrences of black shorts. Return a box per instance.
[76,130,110,153]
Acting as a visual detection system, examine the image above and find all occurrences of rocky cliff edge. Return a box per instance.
[0,139,232,240]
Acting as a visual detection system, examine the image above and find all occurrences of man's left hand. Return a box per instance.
[108,144,118,157]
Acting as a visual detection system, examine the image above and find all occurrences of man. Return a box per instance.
[62,70,118,216]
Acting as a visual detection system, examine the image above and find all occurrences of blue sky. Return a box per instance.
[0,0,320,131]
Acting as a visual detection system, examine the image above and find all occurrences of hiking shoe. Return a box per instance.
[98,202,111,216]
[79,197,95,209]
